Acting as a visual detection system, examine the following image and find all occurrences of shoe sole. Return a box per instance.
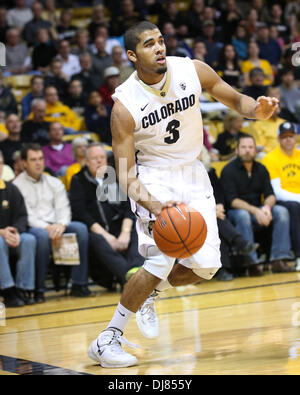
[136,312,159,339]
[88,340,138,368]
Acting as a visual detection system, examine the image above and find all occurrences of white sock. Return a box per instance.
[155,279,172,292]
[106,302,134,333]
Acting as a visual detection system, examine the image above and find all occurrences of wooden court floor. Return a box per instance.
[1,271,300,375]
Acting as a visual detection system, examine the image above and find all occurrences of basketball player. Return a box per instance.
[88,21,279,368]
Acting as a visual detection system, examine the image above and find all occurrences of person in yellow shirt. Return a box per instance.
[262,121,300,270]
[63,137,88,191]
[28,86,82,132]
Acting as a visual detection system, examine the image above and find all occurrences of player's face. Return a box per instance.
[130,28,167,76]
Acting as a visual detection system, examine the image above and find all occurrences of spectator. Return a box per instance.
[28,86,82,132]
[69,143,144,288]
[84,91,111,144]
[256,25,282,68]
[158,0,188,37]
[5,28,31,75]
[62,79,86,118]
[221,134,295,275]
[244,8,261,37]
[31,27,57,72]
[199,20,223,66]
[7,0,33,30]
[250,86,286,155]
[0,8,10,44]
[21,98,50,145]
[192,40,207,62]
[56,9,77,43]
[110,0,142,37]
[21,75,44,120]
[14,143,91,302]
[267,3,289,42]
[44,59,68,97]
[71,53,101,94]
[165,33,191,58]
[22,1,52,47]
[111,45,134,84]
[232,24,249,61]
[92,35,113,84]
[0,114,23,169]
[213,110,247,161]
[55,40,81,81]
[278,68,300,117]
[0,150,36,307]
[41,0,60,28]
[218,0,242,43]
[88,5,110,42]
[0,71,18,116]
[42,121,75,176]
[93,25,123,57]
[99,66,121,110]
[241,41,274,86]
[71,29,91,57]
[12,150,25,178]
[186,0,205,38]
[242,67,268,100]
[63,137,88,191]
[215,43,242,89]
[269,24,285,52]
[262,122,300,271]
[251,0,270,23]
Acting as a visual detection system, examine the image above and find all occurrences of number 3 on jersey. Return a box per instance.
[164,119,180,144]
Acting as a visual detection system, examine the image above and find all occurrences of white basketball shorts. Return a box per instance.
[131,160,222,281]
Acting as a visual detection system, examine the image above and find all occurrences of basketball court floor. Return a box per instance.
[1,271,300,375]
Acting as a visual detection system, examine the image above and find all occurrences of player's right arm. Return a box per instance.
[111,99,177,216]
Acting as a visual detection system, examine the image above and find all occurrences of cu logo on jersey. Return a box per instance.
[180,82,186,90]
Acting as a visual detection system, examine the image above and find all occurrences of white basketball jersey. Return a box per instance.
[112,56,203,168]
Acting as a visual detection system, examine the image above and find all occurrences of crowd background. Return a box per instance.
[0,0,300,306]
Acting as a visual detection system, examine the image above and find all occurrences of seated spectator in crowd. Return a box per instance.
[241,41,274,86]
[29,86,82,132]
[55,40,81,81]
[165,33,191,58]
[84,91,111,144]
[41,0,60,28]
[71,29,91,57]
[111,45,134,84]
[221,134,295,275]
[14,144,91,302]
[31,27,58,73]
[158,0,188,36]
[278,68,300,117]
[262,122,300,271]
[0,149,36,307]
[44,58,68,97]
[215,43,242,89]
[42,121,75,176]
[99,66,120,110]
[88,4,110,42]
[199,20,223,66]
[62,79,86,118]
[71,53,101,94]
[213,110,247,161]
[12,150,24,178]
[0,71,18,116]
[110,0,142,37]
[186,0,205,38]
[250,86,286,155]
[0,151,15,182]
[69,143,144,288]
[0,114,23,169]
[92,35,113,85]
[232,24,249,61]
[56,9,77,43]
[93,25,123,57]
[256,24,282,69]
[218,0,242,43]
[243,8,262,37]
[21,75,44,120]
[251,0,269,23]
[63,137,88,191]
[5,28,31,76]
[0,8,10,44]
[22,1,52,47]
[242,67,268,100]
[267,3,289,42]
[269,24,285,52]
[7,0,33,30]
[192,40,207,62]
[21,98,50,145]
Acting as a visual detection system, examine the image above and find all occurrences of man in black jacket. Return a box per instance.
[0,150,36,307]
[69,143,144,288]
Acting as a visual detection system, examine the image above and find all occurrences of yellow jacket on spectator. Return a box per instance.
[0,123,8,135]
[262,146,300,194]
[29,101,82,131]
[250,116,285,154]
[63,162,81,191]
[241,59,273,86]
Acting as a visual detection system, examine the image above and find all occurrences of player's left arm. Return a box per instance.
[193,59,279,120]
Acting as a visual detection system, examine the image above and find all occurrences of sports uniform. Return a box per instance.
[112,56,221,281]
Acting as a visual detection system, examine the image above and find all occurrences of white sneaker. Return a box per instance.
[88,328,138,368]
[136,291,159,339]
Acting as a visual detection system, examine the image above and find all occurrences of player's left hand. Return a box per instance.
[254,96,279,120]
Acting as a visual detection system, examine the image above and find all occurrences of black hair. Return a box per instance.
[124,21,158,52]
[237,133,256,146]
[21,143,43,161]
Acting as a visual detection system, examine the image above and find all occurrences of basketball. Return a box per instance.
[153,203,207,259]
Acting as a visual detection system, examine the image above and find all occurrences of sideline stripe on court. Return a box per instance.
[0,355,90,375]
[4,279,300,321]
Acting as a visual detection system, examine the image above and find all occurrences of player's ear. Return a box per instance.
[127,50,137,64]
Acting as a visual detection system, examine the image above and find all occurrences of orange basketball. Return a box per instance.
[153,203,207,259]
